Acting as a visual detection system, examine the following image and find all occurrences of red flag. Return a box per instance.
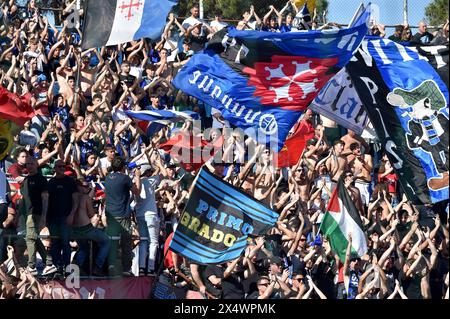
[0,86,35,126]
[160,133,223,172]
[275,116,316,167]
[275,134,306,168]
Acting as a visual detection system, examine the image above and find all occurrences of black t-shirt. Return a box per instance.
[47,176,77,223]
[403,274,423,299]
[105,172,133,218]
[312,262,336,299]
[119,74,136,87]
[188,34,208,53]
[221,270,246,299]
[205,264,224,298]
[412,31,434,45]
[20,174,49,216]
[388,34,403,42]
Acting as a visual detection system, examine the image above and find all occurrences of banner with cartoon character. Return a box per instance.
[347,37,449,204]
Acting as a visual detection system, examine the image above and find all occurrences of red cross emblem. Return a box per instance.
[119,0,143,21]
[243,56,338,111]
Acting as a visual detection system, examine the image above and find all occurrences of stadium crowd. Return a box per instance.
[0,0,449,299]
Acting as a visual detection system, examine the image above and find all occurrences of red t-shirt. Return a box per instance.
[164,232,182,269]
[7,163,28,179]
[379,173,398,193]
[337,261,344,283]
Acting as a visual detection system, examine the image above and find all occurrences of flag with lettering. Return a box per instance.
[310,42,448,135]
[173,5,372,151]
[169,168,278,264]
[309,68,371,135]
[81,0,177,49]
[346,37,449,204]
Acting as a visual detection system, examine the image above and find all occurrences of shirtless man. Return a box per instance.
[79,49,104,98]
[302,137,321,174]
[68,179,110,276]
[326,140,348,182]
[343,170,365,216]
[348,142,373,208]
[340,129,369,162]
[91,63,120,102]
[56,47,76,102]
[294,166,312,203]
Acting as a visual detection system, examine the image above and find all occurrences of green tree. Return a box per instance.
[315,0,328,23]
[174,0,328,22]
[174,0,253,21]
[425,0,449,26]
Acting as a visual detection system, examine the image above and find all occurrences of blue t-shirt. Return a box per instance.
[77,139,96,166]
[104,172,133,218]
[347,269,361,299]
[280,24,292,33]
[50,105,70,129]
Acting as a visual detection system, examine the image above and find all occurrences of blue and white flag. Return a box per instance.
[173,5,371,151]
[81,0,177,49]
[309,68,370,135]
[126,109,198,136]
[347,37,449,204]
[169,168,279,264]
[292,3,312,30]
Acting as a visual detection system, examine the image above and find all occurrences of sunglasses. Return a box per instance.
[300,238,307,242]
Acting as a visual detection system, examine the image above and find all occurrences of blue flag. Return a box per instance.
[169,168,279,264]
[347,38,449,204]
[173,5,371,151]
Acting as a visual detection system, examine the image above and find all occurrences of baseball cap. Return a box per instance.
[37,74,47,83]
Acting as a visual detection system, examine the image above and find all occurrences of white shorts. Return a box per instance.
[355,180,371,206]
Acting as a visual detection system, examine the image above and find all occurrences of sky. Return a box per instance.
[328,0,434,33]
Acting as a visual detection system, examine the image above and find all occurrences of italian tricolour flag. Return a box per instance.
[320,178,367,261]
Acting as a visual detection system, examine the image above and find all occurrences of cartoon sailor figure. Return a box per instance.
[387,80,449,191]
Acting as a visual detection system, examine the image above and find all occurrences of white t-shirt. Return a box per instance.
[0,170,7,204]
[99,157,112,171]
[130,66,143,80]
[135,176,160,217]
[210,20,228,32]
[182,17,203,29]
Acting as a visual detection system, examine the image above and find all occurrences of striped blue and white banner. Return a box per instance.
[82,0,177,49]
[169,168,278,264]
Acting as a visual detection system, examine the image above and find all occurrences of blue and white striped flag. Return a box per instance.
[169,168,279,264]
[126,109,198,136]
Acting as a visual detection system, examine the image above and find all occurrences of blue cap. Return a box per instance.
[37,74,47,83]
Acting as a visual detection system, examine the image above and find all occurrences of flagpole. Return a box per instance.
[403,0,408,25]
